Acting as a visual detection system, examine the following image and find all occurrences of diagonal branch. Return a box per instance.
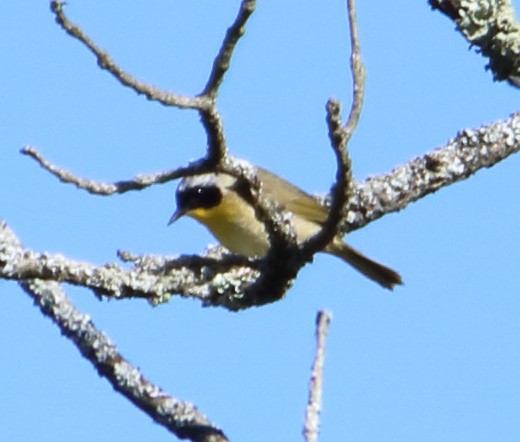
[21,145,210,195]
[429,0,520,87]
[0,222,228,442]
[202,0,257,96]
[50,1,209,109]
[22,280,229,442]
[342,111,520,231]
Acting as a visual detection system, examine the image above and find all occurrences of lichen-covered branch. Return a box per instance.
[20,281,228,442]
[20,110,520,284]
[1,222,227,442]
[16,2,520,310]
[429,0,520,86]
[341,111,520,231]
[0,221,266,310]
[8,112,520,310]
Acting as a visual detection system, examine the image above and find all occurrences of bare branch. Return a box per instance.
[20,279,228,442]
[341,111,520,232]
[343,0,366,138]
[20,146,213,195]
[47,1,259,182]
[0,219,227,441]
[18,109,520,309]
[303,310,332,442]
[0,221,265,310]
[302,0,363,258]
[12,109,520,310]
[202,0,257,96]
[49,1,209,108]
[429,0,520,87]
[200,106,229,165]
[14,3,520,312]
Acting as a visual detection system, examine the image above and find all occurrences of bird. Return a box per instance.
[168,167,402,289]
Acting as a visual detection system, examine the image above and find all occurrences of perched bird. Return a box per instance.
[168,167,402,289]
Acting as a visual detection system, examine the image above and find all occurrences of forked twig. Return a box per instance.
[302,0,363,258]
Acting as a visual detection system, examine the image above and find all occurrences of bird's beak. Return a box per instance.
[167,208,187,226]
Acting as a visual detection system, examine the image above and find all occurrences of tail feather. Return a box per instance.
[328,243,403,290]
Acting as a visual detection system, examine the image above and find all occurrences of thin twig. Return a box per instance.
[21,146,209,194]
[202,0,257,96]
[301,0,364,258]
[49,1,209,109]
[303,310,332,442]
[343,0,366,138]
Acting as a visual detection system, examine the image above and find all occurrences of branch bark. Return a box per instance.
[4,1,520,440]
[10,112,520,309]
[1,222,227,442]
[22,280,229,442]
[430,0,520,86]
[303,310,332,442]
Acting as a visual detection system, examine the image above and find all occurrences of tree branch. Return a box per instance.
[21,280,228,442]
[14,2,519,310]
[429,0,520,86]
[0,221,264,310]
[341,111,520,231]
[17,110,520,309]
[0,223,227,441]
[50,1,209,108]
[21,146,208,194]
[202,0,257,96]
[302,0,360,257]
[303,310,332,442]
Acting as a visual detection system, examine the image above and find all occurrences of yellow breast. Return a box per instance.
[187,193,271,257]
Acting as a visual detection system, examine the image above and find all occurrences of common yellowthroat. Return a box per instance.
[168,168,402,289]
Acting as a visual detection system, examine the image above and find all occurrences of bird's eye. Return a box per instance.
[178,185,222,210]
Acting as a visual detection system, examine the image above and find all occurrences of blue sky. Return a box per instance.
[2,1,520,441]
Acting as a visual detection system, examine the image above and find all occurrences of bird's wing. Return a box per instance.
[257,167,329,224]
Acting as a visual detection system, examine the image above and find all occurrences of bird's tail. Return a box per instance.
[328,243,403,290]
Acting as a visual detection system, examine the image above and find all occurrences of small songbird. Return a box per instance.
[168,167,402,289]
